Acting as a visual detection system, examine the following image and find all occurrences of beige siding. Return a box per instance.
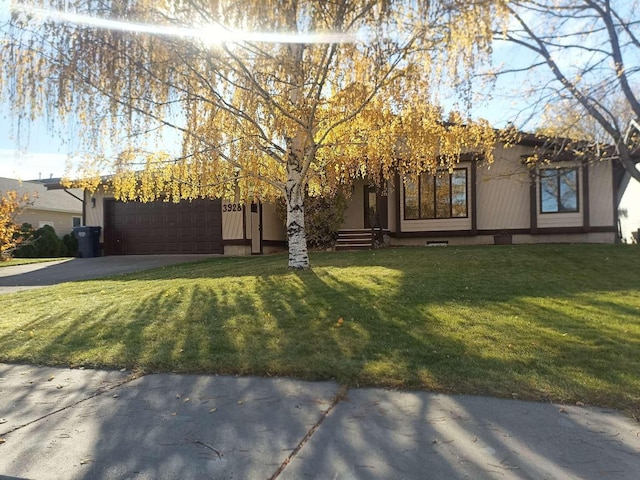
[390,231,615,247]
[224,244,252,256]
[16,209,80,236]
[221,199,244,240]
[261,202,286,241]
[84,188,110,242]
[589,161,614,227]
[476,146,530,230]
[342,179,366,229]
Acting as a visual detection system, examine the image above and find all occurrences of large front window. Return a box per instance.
[540,168,579,213]
[404,169,468,219]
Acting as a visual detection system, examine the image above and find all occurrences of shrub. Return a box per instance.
[14,224,63,258]
[277,191,348,250]
[13,224,37,258]
[61,233,78,257]
[34,225,63,257]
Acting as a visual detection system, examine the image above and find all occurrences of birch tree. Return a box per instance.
[492,0,640,182]
[1,0,501,268]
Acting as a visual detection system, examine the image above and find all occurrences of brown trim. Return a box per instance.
[258,202,263,254]
[402,168,470,220]
[529,169,538,233]
[395,173,402,234]
[262,240,287,247]
[537,226,614,234]
[470,160,477,235]
[222,239,251,246]
[582,162,590,231]
[538,166,580,215]
[389,225,616,238]
[242,204,247,240]
[392,230,476,238]
[477,228,531,235]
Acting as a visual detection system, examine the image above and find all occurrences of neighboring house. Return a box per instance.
[70,133,633,256]
[618,166,640,244]
[0,177,83,236]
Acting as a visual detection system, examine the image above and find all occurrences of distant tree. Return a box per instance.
[1,0,501,269]
[0,191,31,260]
[490,0,640,182]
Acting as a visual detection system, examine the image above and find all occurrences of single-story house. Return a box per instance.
[0,177,83,236]
[618,166,640,243]
[64,134,635,255]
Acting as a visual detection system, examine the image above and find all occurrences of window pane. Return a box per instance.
[420,174,435,219]
[404,179,419,220]
[451,169,467,217]
[540,170,559,213]
[435,172,451,218]
[559,170,578,211]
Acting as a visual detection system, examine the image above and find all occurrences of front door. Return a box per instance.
[364,185,388,229]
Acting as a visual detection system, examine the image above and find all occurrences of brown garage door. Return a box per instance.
[104,198,223,255]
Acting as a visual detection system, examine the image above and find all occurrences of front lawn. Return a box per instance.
[1,245,639,414]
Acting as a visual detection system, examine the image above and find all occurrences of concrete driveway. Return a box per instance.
[0,255,217,294]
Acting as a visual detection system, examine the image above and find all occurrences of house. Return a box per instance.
[0,177,83,236]
[70,134,631,256]
[617,166,640,244]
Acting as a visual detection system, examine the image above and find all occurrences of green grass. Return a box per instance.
[1,245,639,414]
[0,257,72,267]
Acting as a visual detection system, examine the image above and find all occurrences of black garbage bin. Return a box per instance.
[73,226,102,258]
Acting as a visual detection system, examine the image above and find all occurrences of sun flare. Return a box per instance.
[9,2,357,44]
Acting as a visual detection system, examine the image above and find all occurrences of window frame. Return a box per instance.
[403,168,469,220]
[539,167,580,214]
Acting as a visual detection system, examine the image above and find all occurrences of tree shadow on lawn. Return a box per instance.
[1,247,639,412]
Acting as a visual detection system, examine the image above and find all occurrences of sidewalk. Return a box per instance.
[1,363,639,479]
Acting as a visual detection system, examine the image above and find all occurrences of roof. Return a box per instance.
[0,177,82,214]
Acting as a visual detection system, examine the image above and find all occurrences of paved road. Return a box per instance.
[0,255,217,294]
[1,363,639,479]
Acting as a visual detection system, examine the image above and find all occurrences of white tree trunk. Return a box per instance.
[286,152,309,269]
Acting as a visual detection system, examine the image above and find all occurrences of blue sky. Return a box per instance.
[0,0,537,181]
[0,1,625,183]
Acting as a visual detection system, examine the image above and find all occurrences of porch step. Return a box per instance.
[335,229,389,251]
[336,229,373,251]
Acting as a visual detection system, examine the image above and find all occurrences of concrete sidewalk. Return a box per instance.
[1,364,639,480]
